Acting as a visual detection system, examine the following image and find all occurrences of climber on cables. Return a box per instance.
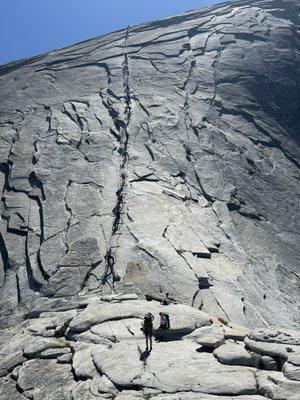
[141,312,154,352]
[101,251,121,284]
[112,187,125,235]
[106,252,114,269]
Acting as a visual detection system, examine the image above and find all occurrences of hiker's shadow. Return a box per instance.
[140,350,151,361]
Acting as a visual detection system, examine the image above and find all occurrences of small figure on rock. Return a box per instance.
[161,292,170,305]
[155,312,170,342]
[101,252,121,284]
[141,312,154,351]
[106,253,115,268]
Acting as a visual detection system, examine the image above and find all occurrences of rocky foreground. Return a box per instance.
[1,294,300,399]
[0,0,299,398]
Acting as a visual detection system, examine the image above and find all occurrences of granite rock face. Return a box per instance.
[0,0,299,397]
[0,0,299,330]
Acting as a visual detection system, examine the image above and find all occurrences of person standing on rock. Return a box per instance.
[155,312,170,342]
[142,312,154,352]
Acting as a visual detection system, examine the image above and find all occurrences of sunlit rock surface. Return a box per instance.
[0,294,300,399]
[0,0,299,398]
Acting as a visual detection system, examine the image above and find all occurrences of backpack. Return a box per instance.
[144,313,154,329]
[165,313,170,329]
[161,313,170,329]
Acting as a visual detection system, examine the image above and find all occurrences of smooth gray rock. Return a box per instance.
[71,381,101,400]
[23,337,67,358]
[0,0,298,331]
[214,343,260,367]
[248,330,300,346]
[223,325,249,341]
[192,326,225,349]
[245,329,300,360]
[90,374,119,397]
[0,326,31,376]
[69,301,211,333]
[39,347,71,359]
[92,342,143,388]
[287,353,300,366]
[17,359,74,400]
[283,358,300,381]
[71,343,98,379]
[260,355,278,371]
[91,317,144,341]
[57,352,73,364]
[93,340,257,395]
[257,370,300,399]
[0,376,25,400]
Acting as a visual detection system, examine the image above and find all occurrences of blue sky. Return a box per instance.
[0,0,222,65]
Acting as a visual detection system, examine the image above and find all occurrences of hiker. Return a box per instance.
[142,312,154,351]
[155,312,170,342]
[117,193,124,204]
[161,292,170,305]
[101,252,115,284]
[106,253,114,268]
